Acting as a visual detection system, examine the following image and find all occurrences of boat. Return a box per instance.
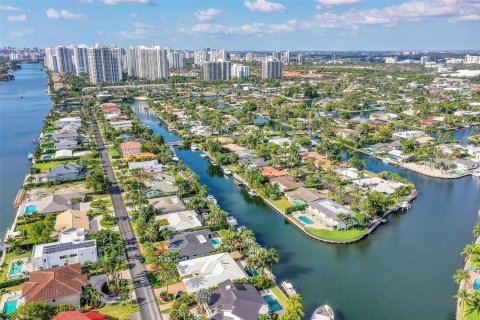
[207,195,217,204]
[382,158,388,164]
[226,215,238,226]
[191,144,198,151]
[27,153,33,160]
[280,281,297,297]
[472,169,480,177]
[19,89,23,99]
[223,168,232,175]
[200,153,208,158]
[248,190,257,197]
[171,156,179,162]
[168,126,175,132]
[234,179,243,186]
[311,305,334,320]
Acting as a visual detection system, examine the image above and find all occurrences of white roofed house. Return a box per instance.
[268,137,292,146]
[55,117,82,128]
[307,199,357,230]
[393,130,425,139]
[54,139,78,150]
[52,126,79,142]
[351,177,406,194]
[156,210,203,232]
[128,160,166,173]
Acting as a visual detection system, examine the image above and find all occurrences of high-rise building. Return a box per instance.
[194,50,207,66]
[231,64,250,78]
[218,49,228,61]
[87,45,122,84]
[204,61,231,81]
[284,51,291,63]
[245,52,254,62]
[54,46,74,74]
[297,54,304,62]
[168,51,184,68]
[125,46,169,80]
[272,51,281,61]
[70,45,89,75]
[262,59,283,79]
[44,48,58,72]
[420,56,431,65]
[465,55,480,64]
[126,46,137,77]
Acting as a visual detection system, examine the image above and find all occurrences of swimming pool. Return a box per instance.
[451,170,463,175]
[293,201,303,205]
[3,297,18,315]
[263,295,283,312]
[211,238,222,245]
[387,155,399,161]
[365,148,375,154]
[299,216,314,225]
[24,205,38,214]
[474,279,480,291]
[42,155,52,160]
[8,261,22,278]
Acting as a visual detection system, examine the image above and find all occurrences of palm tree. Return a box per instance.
[474,223,480,237]
[279,294,304,320]
[81,284,103,308]
[195,288,211,312]
[454,269,471,285]
[462,244,480,262]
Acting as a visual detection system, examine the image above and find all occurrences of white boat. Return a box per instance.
[27,153,33,160]
[223,168,232,175]
[281,281,297,297]
[311,305,334,320]
[226,215,238,226]
[171,156,179,162]
[168,126,175,131]
[191,144,198,151]
[248,190,257,197]
[207,195,217,204]
[234,179,242,186]
[472,169,480,177]
[200,153,208,158]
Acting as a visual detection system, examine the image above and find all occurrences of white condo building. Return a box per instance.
[465,55,480,64]
[284,51,291,63]
[232,63,250,78]
[204,61,231,81]
[44,46,74,74]
[70,45,89,75]
[44,48,58,72]
[262,59,283,79]
[245,52,254,62]
[194,50,208,66]
[125,46,169,80]
[168,51,184,68]
[87,45,122,84]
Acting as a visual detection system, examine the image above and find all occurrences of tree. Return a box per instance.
[195,289,211,312]
[155,252,179,293]
[81,284,103,308]
[473,223,480,237]
[13,302,55,320]
[86,168,110,193]
[279,294,304,320]
[27,219,54,244]
[454,269,470,285]
[401,138,419,154]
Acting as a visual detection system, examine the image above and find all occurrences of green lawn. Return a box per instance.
[33,160,77,173]
[461,302,480,320]
[108,149,120,158]
[270,197,293,214]
[305,227,367,241]
[100,218,117,228]
[271,286,289,306]
[147,272,180,289]
[226,164,240,173]
[93,302,138,320]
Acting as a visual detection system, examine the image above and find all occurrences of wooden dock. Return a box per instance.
[13,188,26,208]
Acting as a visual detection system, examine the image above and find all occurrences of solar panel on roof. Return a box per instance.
[42,240,96,254]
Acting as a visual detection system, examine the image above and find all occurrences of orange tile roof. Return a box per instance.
[22,263,88,303]
[123,152,156,161]
[261,166,288,177]
[120,141,142,150]
[52,311,90,320]
[302,152,333,169]
[84,311,108,320]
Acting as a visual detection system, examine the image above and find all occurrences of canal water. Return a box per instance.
[0,63,52,236]
[131,100,480,320]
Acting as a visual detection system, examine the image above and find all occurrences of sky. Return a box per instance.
[0,0,479,50]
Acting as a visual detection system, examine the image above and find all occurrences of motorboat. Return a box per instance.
[472,169,480,177]
[226,215,238,226]
[191,144,198,151]
[200,153,208,158]
[168,126,175,131]
[223,168,232,175]
[280,281,297,297]
[248,190,257,197]
[207,195,217,204]
[171,156,179,162]
[234,179,243,186]
[311,305,334,320]
[27,153,33,160]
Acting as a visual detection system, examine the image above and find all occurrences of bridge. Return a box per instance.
[165,140,184,147]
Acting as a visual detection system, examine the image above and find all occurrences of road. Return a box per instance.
[90,111,163,320]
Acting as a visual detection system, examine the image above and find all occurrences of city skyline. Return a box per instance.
[1,0,480,50]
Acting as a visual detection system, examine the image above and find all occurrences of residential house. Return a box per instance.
[22,263,88,307]
[334,167,360,180]
[100,103,121,115]
[149,195,186,213]
[144,174,178,198]
[24,193,85,215]
[55,117,82,128]
[247,158,269,169]
[224,144,252,160]
[167,229,219,260]
[260,167,288,178]
[301,152,332,169]
[54,209,90,234]
[53,127,79,142]
[351,177,405,194]
[120,141,142,155]
[307,199,356,230]
[268,137,292,146]
[110,120,133,130]
[53,311,108,320]
[207,280,269,320]
[47,164,85,181]
[177,252,247,293]
[55,149,74,159]
[285,187,323,204]
[393,130,425,139]
[128,160,166,173]
[54,139,78,150]
[156,210,202,232]
[335,128,360,141]
[271,176,305,191]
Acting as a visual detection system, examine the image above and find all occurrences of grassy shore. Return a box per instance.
[305,227,367,241]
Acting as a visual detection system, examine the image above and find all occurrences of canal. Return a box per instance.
[131,100,480,320]
[0,63,52,236]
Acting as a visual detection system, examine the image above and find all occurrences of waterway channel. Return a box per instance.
[130,100,480,320]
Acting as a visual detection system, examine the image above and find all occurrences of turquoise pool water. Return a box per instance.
[42,155,52,160]
[451,170,462,175]
[387,155,399,161]
[474,279,480,291]
[24,205,38,214]
[8,261,22,277]
[293,201,303,205]
[299,216,314,225]
[365,148,375,153]
[246,267,259,276]
[211,238,222,245]
[3,298,18,315]
[263,295,283,312]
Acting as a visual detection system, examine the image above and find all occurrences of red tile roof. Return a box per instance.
[84,311,108,320]
[120,141,142,150]
[22,263,88,303]
[52,311,90,320]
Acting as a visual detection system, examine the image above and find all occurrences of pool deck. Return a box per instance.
[0,290,24,314]
[7,258,30,280]
[261,289,286,316]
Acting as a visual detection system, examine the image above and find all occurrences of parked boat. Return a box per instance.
[200,153,208,158]
[19,89,23,99]
[311,305,334,320]
[27,153,33,160]
[207,195,217,204]
[234,179,243,186]
[168,126,175,131]
[171,156,179,162]
[281,281,297,297]
[226,215,238,226]
[472,169,480,177]
[223,168,232,175]
[248,190,257,197]
[191,144,198,151]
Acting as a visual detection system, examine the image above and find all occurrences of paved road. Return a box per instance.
[90,111,162,320]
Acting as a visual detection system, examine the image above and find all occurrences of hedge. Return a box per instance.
[285,204,307,214]
[0,277,28,289]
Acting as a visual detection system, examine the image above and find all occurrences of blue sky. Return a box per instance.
[1,0,479,50]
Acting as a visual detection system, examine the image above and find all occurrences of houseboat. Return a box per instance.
[311,305,334,320]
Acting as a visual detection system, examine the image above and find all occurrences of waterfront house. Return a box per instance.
[393,130,425,139]
[54,139,78,150]
[54,209,90,234]
[22,263,88,308]
[268,137,292,146]
[224,144,253,160]
[31,232,98,271]
[271,176,305,191]
[335,128,360,141]
[53,127,79,142]
[47,164,85,181]
[128,160,166,173]
[120,141,142,155]
[149,195,186,213]
[301,152,332,169]
[144,174,178,197]
[110,120,133,130]
[351,177,405,194]
[55,117,82,128]
[156,210,202,232]
[307,199,356,230]
[285,187,324,204]
[335,167,360,180]
[261,166,288,178]
[55,149,74,159]
[247,157,269,169]
[206,279,269,320]
[167,229,219,260]
[100,103,121,115]
[25,193,85,215]
[177,252,247,293]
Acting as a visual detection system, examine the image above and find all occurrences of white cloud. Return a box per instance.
[244,0,285,13]
[449,13,480,21]
[316,0,362,4]
[46,8,86,20]
[182,22,265,35]
[10,28,34,37]
[103,0,155,5]
[0,5,19,11]
[7,14,26,22]
[194,8,223,21]
[129,12,139,18]
[117,23,156,39]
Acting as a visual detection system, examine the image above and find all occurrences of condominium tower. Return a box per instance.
[262,59,283,79]
[87,45,122,84]
[204,61,231,80]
